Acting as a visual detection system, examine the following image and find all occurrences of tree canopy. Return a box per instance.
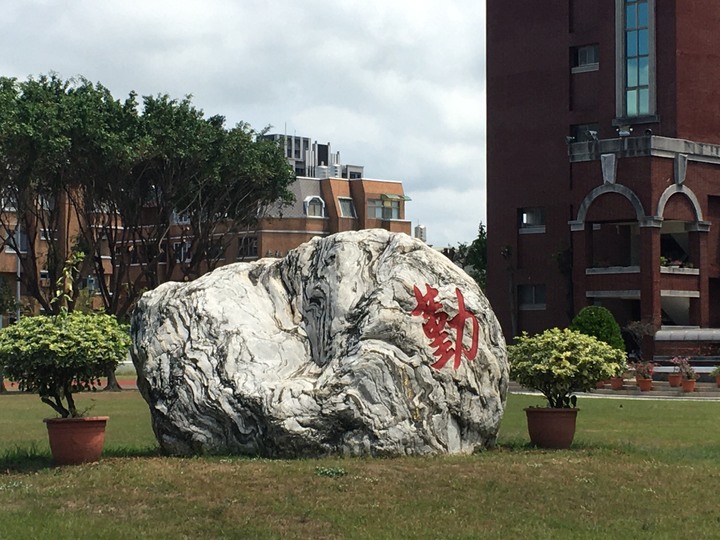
[0,74,295,319]
[442,222,487,289]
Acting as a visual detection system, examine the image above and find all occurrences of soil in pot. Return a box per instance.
[44,416,109,466]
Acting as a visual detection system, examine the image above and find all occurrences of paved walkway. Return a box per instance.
[509,380,720,401]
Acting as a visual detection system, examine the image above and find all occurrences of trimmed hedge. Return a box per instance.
[570,306,625,351]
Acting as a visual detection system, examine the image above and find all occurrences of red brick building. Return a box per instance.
[487,1,720,356]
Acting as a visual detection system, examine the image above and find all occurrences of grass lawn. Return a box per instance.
[1,390,720,539]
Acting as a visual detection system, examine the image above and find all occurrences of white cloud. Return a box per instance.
[407,187,486,247]
[0,0,486,247]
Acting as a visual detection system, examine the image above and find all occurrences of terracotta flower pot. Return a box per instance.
[524,407,578,449]
[682,379,696,393]
[610,377,624,390]
[44,416,109,466]
[636,377,653,391]
[716,375,720,388]
[668,373,682,387]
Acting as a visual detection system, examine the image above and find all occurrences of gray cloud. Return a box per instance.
[1,0,486,246]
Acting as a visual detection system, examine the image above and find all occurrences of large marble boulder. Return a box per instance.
[131,229,508,457]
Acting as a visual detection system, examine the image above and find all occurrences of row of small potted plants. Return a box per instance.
[601,356,720,393]
[508,307,720,449]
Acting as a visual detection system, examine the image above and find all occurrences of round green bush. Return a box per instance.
[508,327,625,408]
[570,306,625,351]
[0,312,131,418]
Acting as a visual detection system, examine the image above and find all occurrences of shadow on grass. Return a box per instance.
[0,444,162,474]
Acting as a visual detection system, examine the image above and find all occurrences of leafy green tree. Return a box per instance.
[442,222,487,289]
[0,75,74,314]
[70,92,295,318]
[0,75,295,321]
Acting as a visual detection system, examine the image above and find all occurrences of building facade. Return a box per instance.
[131,135,411,282]
[0,136,411,324]
[487,1,720,354]
[238,177,411,262]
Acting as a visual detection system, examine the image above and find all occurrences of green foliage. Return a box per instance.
[443,222,487,289]
[570,306,625,352]
[314,466,347,478]
[0,312,131,418]
[671,357,696,380]
[508,327,626,408]
[632,361,654,380]
[0,277,16,315]
[0,74,295,318]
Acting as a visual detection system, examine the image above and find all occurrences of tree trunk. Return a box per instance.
[103,367,123,392]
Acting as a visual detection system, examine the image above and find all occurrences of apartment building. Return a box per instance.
[130,135,411,283]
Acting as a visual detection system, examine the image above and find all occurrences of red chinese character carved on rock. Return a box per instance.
[411,284,479,370]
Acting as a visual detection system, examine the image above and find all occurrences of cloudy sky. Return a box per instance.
[1,0,485,247]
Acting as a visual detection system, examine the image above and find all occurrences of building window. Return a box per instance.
[571,44,599,73]
[518,207,546,233]
[518,284,547,310]
[368,198,400,220]
[40,228,57,241]
[207,242,225,260]
[82,275,98,293]
[173,241,192,263]
[304,196,326,217]
[1,197,16,212]
[4,228,28,253]
[238,236,258,259]
[171,210,191,225]
[39,195,55,211]
[618,0,654,118]
[338,198,356,218]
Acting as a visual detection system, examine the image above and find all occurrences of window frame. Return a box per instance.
[518,207,546,234]
[338,197,357,218]
[172,241,192,263]
[304,196,326,218]
[368,198,400,220]
[571,44,599,73]
[518,284,547,311]
[616,0,656,120]
[4,227,29,253]
[237,236,258,259]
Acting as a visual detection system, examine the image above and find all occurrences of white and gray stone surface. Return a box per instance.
[131,229,508,457]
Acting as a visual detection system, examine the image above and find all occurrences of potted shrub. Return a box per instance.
[668,357,684,387]
[711,366,720,388]
[610,363,628,391]
[633,361,654,391]
[675,357,697,393]
[508,327,625,449]
[0,311,131,465]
